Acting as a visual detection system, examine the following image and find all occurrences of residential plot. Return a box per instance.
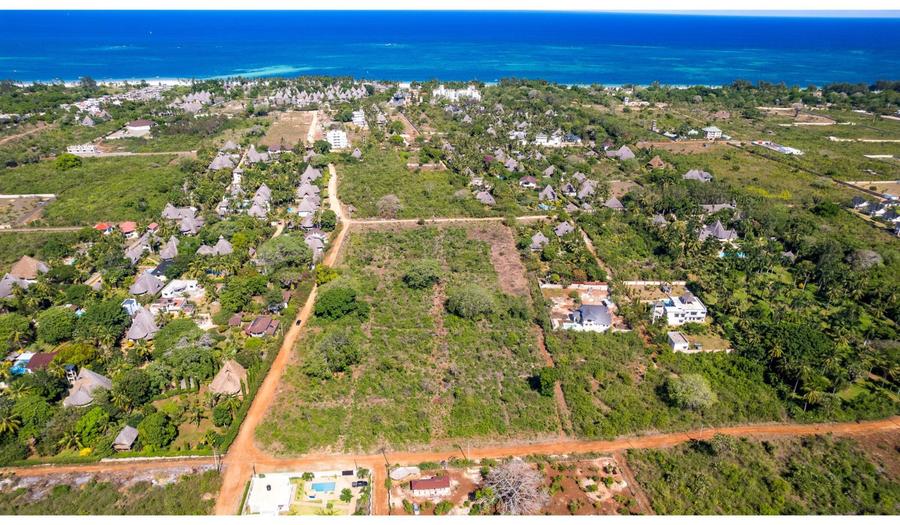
[388,456,640,516]
[243,468,371,516]
[261,110,317,149]
[337,149,511,219]
[0,155,185,225]
[257,226,560,454]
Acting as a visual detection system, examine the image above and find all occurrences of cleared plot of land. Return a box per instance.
[261,110,316,149]
[547,329,786,439]
[845,180,900,196]
[338,149,520,219]
[635,140,726,154]
[0,195,54,226]
[257,226,559,455]
[628,434,900,514]
[0,155,185,225]
[0,466,220,515]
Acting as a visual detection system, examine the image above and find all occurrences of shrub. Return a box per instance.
[434,501,453,515]
[446,284,495,320]
[666,374,718,410]
[212,403,233,428]
[137,412,177,450]
[402,259,441,289]
[315,286,365,320]
[55,153,82,170]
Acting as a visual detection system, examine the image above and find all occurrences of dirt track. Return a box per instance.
[0,122,49,146]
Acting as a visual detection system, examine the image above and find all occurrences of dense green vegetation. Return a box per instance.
[0,231,84,266]
[0,155,186,225]
[0,469,221,515]
[628,435,899,514]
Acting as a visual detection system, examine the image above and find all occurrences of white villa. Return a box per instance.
[351,109,367,128]
[702,126,723,140]
[160,279,204,299]
[651,291,707,326]
[66,143,97,156]
[431,84,481,102]
[561,303,612,333]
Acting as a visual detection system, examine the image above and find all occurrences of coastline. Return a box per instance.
[12,77,724,89]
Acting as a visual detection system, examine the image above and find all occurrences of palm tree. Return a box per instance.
[222,395,242,418]
[57,429,83,451]
[187,400,205,427]
[0,411,22,436]
[111,389,133,412]
[6,381,34,400]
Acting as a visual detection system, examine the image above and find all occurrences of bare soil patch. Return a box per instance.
[466,223,530,298]
[849,429,900,482]
[608,180,639,199]
[845,180,900,196]
[636,140,726,154]
[261,110,316,149]
[0,196,53,227]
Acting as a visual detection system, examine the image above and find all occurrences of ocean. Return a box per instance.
[0,11,898,85]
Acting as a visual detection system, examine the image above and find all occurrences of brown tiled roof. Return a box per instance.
[410,475,450,491]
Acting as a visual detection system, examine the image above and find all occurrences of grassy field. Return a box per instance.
[0,469,221,515]
[257,226,560,454]
[0,155,186,225]
[628,434,900,514]
[337,149,515,219]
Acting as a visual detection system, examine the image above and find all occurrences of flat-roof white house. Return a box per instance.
[351,109,367,128]
[161,279,203,299]
[702,126,723,140]
[652,292,707,326]
[326,129,349,150]
[667,331,690,352]
[66,143,97,155]
[432,84,481,102]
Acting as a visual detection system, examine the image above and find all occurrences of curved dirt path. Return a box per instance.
[0,122,49,146]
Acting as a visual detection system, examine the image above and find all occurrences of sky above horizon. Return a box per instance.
[6,1,900,16]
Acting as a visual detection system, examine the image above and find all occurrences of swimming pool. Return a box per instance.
[310,482,336,492]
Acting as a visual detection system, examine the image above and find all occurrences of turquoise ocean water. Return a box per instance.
[0,11,898,84]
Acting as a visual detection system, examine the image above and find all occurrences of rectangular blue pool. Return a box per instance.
[310,482,335,492]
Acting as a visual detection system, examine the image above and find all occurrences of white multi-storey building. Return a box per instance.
[651,292,707,326]
[326,129,349,150]
[351,110,367,128]
[431,84,481,102]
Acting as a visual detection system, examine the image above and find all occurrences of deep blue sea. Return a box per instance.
[1,11,899,85]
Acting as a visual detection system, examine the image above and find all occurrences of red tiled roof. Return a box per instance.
[119,221,137,233]
[410,476,450,491]
[26,352,57,371]
[94,222,112,231]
